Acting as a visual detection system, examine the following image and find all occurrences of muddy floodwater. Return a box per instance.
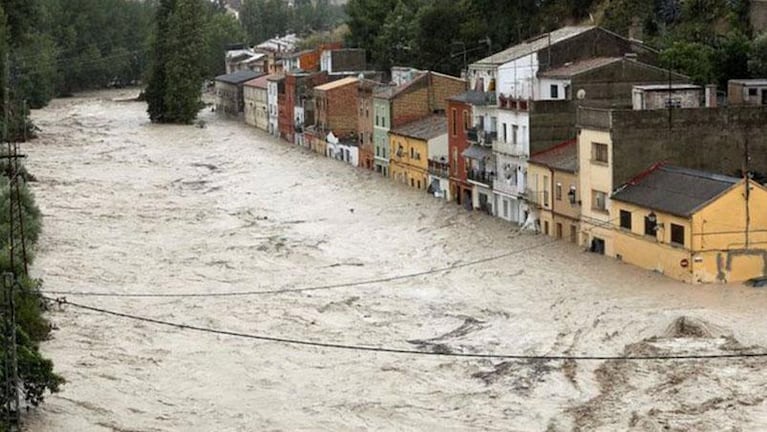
[20,91,767,431]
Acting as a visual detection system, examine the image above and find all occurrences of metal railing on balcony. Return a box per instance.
[467,170,495,185]
[428,160,450,178]
[466,128,497,146]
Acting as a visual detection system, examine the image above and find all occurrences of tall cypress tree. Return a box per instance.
[146,0,205,124]
[145,0,176,123]
[163,0,205,123]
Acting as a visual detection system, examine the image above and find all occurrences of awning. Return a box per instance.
[462,145,492,160]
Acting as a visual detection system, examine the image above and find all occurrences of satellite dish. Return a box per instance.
[576,89,586,100]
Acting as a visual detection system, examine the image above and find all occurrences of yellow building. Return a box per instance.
[388,116,447,191]
[577,126,614,255]
[611,164,767,283]
[528,139,581,242]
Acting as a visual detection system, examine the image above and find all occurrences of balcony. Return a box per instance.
[498,94,530,111]
[525,188,549,208]
[466,127,497,147]
[493,177,520,196]
[467,169,495,186]
[428,160,450,178]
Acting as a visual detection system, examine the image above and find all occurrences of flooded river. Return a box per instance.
[21,91,767,431]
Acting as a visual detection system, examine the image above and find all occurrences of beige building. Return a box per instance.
[215,70,263,117]
[243,74,271,131]
[611,164,767,283]
[728,79,767,106]
[527,139,580,242]
[577,126,614,255]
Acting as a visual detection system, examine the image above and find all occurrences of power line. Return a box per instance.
[44,238,559,298]
[49,296,767,362]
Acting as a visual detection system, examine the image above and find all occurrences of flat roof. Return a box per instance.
[314,76,359,91]
[634,84,701,91]
[729,79,767,86]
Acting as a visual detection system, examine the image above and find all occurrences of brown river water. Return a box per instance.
[18,90,767,431]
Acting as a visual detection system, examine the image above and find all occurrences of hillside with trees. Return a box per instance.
[345,0,765,87]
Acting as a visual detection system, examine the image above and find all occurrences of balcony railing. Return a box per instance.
[428,160,450,178]
[467,170,495,186]
[466,127,497,146]
[497,94,530,111]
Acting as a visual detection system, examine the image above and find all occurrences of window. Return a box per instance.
[556,183,562,201]
[543,175,549,205]
[452,109,457,136]
[592,142,608,163]
[570,225,577,243]
[670,223,685,246]
[410,147,415,159]
[463,110,469,131]
[503,199,509,218]
[749,88,758,96]
[452,148,458,174]
[544,221,550,235]
[512,125,518,145]
[619,210,632,230]
[644,216,657,236]
[556,223,563,239]
[502,123,507,143]
[592,190,607,212]
[550,84,559,99]
[375,116,379,127]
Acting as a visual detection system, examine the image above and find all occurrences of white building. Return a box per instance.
[467,26,650,224]
[326,132,359,167]
[266,75,283,137]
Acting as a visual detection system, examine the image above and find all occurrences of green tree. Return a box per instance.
[162,0,206,123]
[712,31,751,87]
[749,32,767,77]
[372,0,419,72]
[660,41,715,84]
[240,0,288,44]
[146,0,176,123]
[203,11,246,78]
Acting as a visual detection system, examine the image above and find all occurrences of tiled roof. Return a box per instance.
[449,90,497,106]
[314,76,359,91]
[529,139,577,172]
[611,164,741,218]
[537,57,622,78]
[389,115,447,141]
[244,74,273,89]
[215,70,263,85]
[374,73,427,99]
[473,26,595,66]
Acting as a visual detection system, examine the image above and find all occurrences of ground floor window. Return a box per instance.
[670,223,685,246]
[556,223,563,239]
[544,221,550,235]
[570,224,577,243]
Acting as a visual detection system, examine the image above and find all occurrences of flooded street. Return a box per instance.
[21,91,767,431]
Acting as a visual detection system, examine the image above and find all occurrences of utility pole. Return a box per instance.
[2,272,20,432]
[744,131,751,248]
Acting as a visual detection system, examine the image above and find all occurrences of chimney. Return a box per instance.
[705,84,717,108]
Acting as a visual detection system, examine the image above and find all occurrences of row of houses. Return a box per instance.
[215,26,767,285]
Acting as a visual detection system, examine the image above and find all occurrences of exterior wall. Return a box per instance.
[429,74,468,113]
[497,54,539,100]
[552,170,581,222]
[391,86,431,127]
[358,87,375,170]
[294,106,305,146]
[600,106,767,186]
[538,78,570,100]
[283,75,298,143]
[267,80,280,136]
[527,163,552,232]
[277,92,289,140]
[215,81,241,116]
[578,128,614,255]
[448,100,473,207]
[243,85,268,130]
[632,88,702,110]
[319,82,359,137]
[373,98,391,176]
[611,203,693,282]
[691,182,767,283]
[529,100,576,153]
[389,133,429,190]
[728,82,767,106]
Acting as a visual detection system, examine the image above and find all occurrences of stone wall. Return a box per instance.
[610,106,767,185]
[529,100,576,153]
